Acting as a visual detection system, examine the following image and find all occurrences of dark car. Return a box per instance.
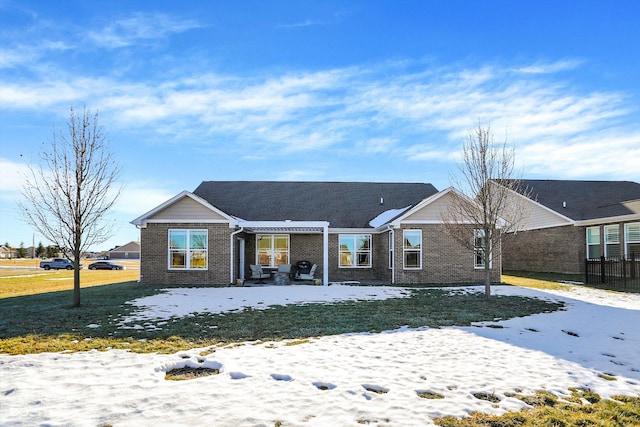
[88,261,125,270]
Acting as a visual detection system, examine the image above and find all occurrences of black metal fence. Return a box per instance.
[585,256,640,292]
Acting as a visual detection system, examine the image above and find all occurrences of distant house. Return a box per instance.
[0,245,13,259]
[131,181,500,286]
[498,180,640,274]
[108,241,141,260]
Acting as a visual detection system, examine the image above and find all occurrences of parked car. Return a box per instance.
[39,258,82,270]
[88,261,125,270]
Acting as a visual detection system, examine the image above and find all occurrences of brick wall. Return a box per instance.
[142,225,501,285]
[327,233,390,282]
[502,225,585,274]
[393,224,501,284]
[140,223,232,285]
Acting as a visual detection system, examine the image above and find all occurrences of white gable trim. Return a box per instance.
[130,191,237,227]
[389,187,490,227]
[575,213,640,227]
[388,187,454,227]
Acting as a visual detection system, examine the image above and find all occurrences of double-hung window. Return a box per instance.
[257,234,289,267]
[169,229,207,269]
[625,223,640,260]
[403,230,422,269]
[586,226,601,259]
[604,225,621,259]
[474,229,491,269]
[339,234,371,268]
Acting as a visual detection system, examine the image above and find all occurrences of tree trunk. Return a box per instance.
[484,264,491,301]
[72,236,81,307]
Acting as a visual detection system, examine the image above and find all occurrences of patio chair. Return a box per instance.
[298,263,317,281]
[277,264,292,278]
[249,264,270,284]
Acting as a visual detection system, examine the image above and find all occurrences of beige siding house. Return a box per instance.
[108,241,141,260]
[131,182,501,286]
[499,180,640,274]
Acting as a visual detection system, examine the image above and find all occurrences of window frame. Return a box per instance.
[625,222,640,260]
[168,229,208,270]
[256,234,290,267]
[474,229,492,269]
[403,229,422,270]
[339,234,372,268]
[586,226,601,260]
[604,224,621,259]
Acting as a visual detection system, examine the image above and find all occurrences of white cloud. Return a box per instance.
[113,183,179,217]
[513,59,584,74]
[278,19,329,29]
[519,130,640,180]
[0,158,30,200]
[357,137,398,154]
[86,12,201,49]
[1,56,638,183]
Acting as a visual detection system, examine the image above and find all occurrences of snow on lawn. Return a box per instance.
[1,285,639,426]
[120,284,412,325]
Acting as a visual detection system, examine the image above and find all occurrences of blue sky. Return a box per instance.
[1,0,640,251]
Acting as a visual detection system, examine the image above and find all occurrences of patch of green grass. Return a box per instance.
[597,373,618,381]
[502,272,575,291]
[0,267,140,298]
[435,389,640,427]
[473,391,501,403]
[0,284,564,355]
[165,366,219,381]
[284,338,311,346]
[418,391,445,399]
[516,390,558,407]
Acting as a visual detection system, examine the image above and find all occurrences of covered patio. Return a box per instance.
[231,220,330,286]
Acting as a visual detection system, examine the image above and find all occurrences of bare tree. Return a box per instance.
[20,106,121,307]
[442,123,531,300]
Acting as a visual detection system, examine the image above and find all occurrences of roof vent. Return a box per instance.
[380,197,384,205]
[562,201,567,208]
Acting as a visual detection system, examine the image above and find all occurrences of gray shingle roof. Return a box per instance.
[515,179,640,221]
[193,181,439,228]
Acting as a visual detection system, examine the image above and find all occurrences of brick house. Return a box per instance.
[499,180,640,274]
[131,181,500,285]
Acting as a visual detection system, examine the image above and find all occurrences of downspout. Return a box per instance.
[135,224,145,283]
[230,226,244,284]
[323,223,329,286]
[388,225,395,285]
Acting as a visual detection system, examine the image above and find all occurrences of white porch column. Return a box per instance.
[323,223,329,285]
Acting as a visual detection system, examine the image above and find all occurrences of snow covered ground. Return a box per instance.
[1,284,639,426]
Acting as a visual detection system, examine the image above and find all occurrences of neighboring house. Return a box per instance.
[498,180,640,274]
[0,245,13,259]
[131,181,500,286]
[108,241,141,259]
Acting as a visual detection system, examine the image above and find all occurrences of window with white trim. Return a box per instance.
[625,223,640,260]
[403,229,422,269]
[604,225,621,259]
[339,234,371,268]
[586,226,601,259]
[257,234,289,267]
[474,229,491,269]
[169,229,207,269]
